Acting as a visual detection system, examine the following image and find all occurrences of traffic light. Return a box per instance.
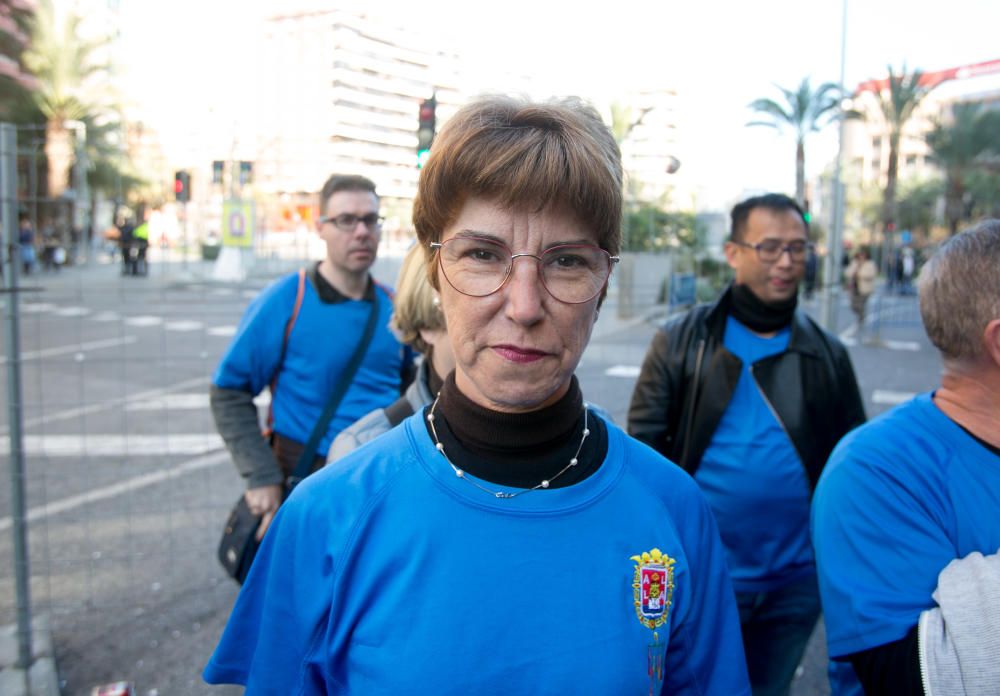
[239,161,253,185]
[174,170,191,202]
[417,95,436,168]
[211,160,224,185]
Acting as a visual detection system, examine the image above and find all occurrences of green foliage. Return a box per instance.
[925,102,1000,233]
[21,0,115,122]
[965,169,1000,219]
[747,77,851,204]
[747,78,845,139]
[874,65,936,229]
[896,177,944,238]
[623,205,706,252]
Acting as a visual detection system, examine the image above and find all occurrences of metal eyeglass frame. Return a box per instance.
[731,239,815,264]
[319,213,385,231]
[429,237,620,304]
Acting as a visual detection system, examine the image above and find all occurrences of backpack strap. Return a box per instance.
[265,267,306,435]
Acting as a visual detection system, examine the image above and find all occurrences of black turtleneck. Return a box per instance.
[729,282,797,333]
[423,373,608,489]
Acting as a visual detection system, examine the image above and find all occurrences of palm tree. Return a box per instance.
[748,78,846,206]
[925,102,1000,235]
[21,0,114,199]
[871,65,936,236]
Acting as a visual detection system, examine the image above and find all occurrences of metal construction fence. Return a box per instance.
[2,121,685,693]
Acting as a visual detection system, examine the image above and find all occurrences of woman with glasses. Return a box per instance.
[205,96,749,695]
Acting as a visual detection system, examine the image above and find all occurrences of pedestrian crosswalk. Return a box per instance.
[18,302,238,337]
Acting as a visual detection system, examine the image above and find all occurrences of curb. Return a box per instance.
[0,617,61,696]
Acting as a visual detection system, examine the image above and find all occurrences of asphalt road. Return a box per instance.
[0,257,939,695]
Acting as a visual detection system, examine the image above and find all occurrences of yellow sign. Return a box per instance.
[222,200,255,248]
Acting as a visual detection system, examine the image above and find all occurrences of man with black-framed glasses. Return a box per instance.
[211,174,414,547]
[629,192,865,696]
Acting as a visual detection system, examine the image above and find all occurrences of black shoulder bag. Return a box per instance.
[218,290,381,584]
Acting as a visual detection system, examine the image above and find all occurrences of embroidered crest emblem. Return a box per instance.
[631,547,676,630]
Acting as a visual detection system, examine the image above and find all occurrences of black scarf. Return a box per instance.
[728,283,797,333]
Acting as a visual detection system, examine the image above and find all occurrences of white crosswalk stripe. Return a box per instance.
[21,302,57,313]
[92,311,120,321]
[164,320,204,332]
[54,306,91,317]
[872,389,916,406]
[127,394,210,411]
[208,326,237,337]
[125,315,163,327]
[605,365,641,378]
[0,433,224,457]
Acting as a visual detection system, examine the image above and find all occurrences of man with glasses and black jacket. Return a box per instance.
[211,174,414,544]
[628,192,866,696]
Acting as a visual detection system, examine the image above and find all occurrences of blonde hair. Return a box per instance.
[390,244,445,355]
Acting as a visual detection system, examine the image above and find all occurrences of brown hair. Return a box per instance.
[390,243,445,355]
[918,219,1000,362]
[412,95,623,287]
[319,174,378,211]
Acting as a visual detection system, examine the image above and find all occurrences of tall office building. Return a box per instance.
[256,7,463,231]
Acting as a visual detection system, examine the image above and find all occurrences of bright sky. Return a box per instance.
[116,0,1000,210]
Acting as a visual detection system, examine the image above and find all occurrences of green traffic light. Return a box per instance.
[417,149,431,168]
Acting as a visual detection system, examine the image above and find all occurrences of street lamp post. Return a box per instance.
[820,0,849,333]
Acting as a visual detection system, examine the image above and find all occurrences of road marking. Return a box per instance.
[164,320,204,332]
[127,393,209,410]
[20,302,56,313]
[54,306,91,317]
[0,335,137,365]
[241,290,258,298]
[872,389,916,405]
[605,365,641,378]
[125,315,163,327]
[207,325,237,337]
[884,339,921,352]
[92,311,121,321]
[211,288,235,296]
[0,433,224,457]
[0,376,209,433]
[0,450,231,533]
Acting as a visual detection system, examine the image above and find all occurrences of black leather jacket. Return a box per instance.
[627,288,866,491]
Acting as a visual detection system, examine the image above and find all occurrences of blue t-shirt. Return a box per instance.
[812,392,1000,694]
[212,271,411,456]
[204,412,750,695]
[695,317,813,592]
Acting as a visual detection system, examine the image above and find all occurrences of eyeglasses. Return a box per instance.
[732,239,814,264]
[320,213,384,231]
[430,236,619,304]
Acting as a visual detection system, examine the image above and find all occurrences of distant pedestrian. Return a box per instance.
[845,248,877,334]
[18,214,36,275]
[812,219,1000,696]
[900,246,915,295]
[629,192,866,696]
